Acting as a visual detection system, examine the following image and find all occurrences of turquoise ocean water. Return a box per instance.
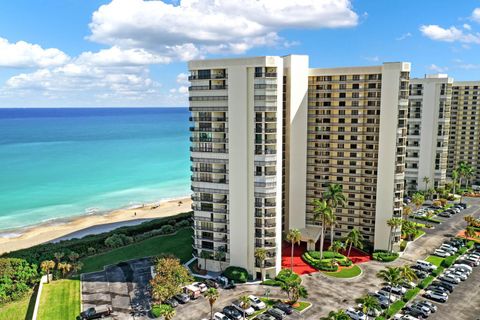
[0,108,191,233]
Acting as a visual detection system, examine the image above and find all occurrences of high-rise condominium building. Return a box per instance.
[405,75,453,192]
[188,55,410,277]
[448,81,480,185]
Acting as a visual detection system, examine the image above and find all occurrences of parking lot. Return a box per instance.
[81,258,153,320]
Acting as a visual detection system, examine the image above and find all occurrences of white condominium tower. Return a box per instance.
[406,75,453,192]
[188,55,410,277]
[448,81,480,185]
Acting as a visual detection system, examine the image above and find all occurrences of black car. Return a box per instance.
[416,300,437,313]
[427,284,451,294]
[414,269,428,279]
[456,259,475,267]
[78,306,112,320]
[164,298,179,308]
[205,279,220,289]
[223,306,242,320]
[274,302,293,315]
[438,212,452,218]
[432,280,455,291]
[403,305,429,318]
[458,203,467,209]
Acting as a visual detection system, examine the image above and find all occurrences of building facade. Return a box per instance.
[448,81,480,186]
[188,56,410,276]
[406,75,453,192]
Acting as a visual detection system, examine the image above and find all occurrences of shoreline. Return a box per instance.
[0,196,192,255]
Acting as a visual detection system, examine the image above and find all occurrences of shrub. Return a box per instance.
[338,259,352,267]
[431,266,444,277]
[151,304,173,318]
[418,276,434,289]
[262,279,282,286]
[441,255,458,268]
[276,269,301,284]
[372,250,399,262]
[458,247,468,255]
[175,219,191,228]
[223,266,248,283]
[318,262,338,272]
[306,251,344,260]
[104,233,133,248]
[403,287,420,302]
[159,224,175,234]
[0,258,39,304]
[386,300,406,317]
[466,241,475,249]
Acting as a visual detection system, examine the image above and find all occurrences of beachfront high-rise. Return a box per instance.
[405,75,453,192]
[448,81,480,185]
[188,55,410,276]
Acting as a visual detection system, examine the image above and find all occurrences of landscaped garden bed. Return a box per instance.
[302,251,352,272]
[372,250,399,262]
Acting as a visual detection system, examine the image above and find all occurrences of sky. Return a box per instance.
[0,0,479,108]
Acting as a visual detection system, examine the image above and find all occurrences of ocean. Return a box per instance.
[0,108,191,233]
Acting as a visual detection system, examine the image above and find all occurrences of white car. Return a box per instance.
[440,244,457,253]
[464,257,480,266]
[192,282,208,293]
[434,249,451,257]
[213,312,229,320]
[446,269,468,281]
[393,315,420,320]
[439,274,461,284]
[377,290,398,302]
[416,260,437,272]
[453,263,473,273]
[424,290,448,302]
[231,300,255,316]
[382,285,407,295]
[345,307,367,320]
[248,295,266,310]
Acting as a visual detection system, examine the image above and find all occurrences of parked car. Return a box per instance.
[440,244,458,252]
[393,315,420,320]
[413,269,428,279]
[456,259,476,267]
[345,307,367,320]
[274,303,294,315]
[415,260,437,272]
[424,290,448,303]
[174,293,190,304]
[266,308,286,319]
[438,212,452,218]
[439,274,461,284]
[415,300,437,313]
[453,263,473,273]
[426,284,451,294]
[433,249,451,257]
[249,295,266,310]
[192,281,208,293]
[445,269,468,281]
[78,306,112,320]
[214,312,229,320]
[222,306,242,320]
[164,298,178,308]
[377,290,398,302]
[381,286,407,295]
[255,314,276,320]
[184,284,202,299]
[205,278,220,289]
[368,292,390,309]
[231,300,255,316]
[431,280,455,292]
[403,304,431,318]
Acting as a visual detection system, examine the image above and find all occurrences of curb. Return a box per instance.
[32,274,48,320]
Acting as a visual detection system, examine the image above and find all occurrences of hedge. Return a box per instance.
[386,300,406,318]
[223,266,248,283]
[307,251,344,260]
[431,266,444,277]
[441,255,459,268]
[418,276,434,289]
[414,216,442,224]
[372,250,399,262]
[276,269,301,284]
[262,279,283,286]
[403,287,420,302]
[302,252,339,271]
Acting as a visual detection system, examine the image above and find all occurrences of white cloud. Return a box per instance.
[420,24,480,44]
[458,63,480,70]
[472,8,480,23]
[463,23,472,30]
[176,73,189,85]
[0,37,70,68]
[396,32,412,41]
[427,64,448,73]
[77,46,171,66]
[363,56,379,62]
[88,0,358,58]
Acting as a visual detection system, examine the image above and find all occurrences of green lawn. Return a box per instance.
[324,265,362,278]
[0,291,36,320]
[81,228,193,273]
[37,279,80,320]
[425,255,444,267]
[294,301,311,312]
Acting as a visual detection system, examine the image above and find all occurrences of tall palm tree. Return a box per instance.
[359,295,380,320]
[457,162,468,188]
[402,205,412,220]
[239,295,251,319]
[215,248,226,271]
[57,262,72,278]
[205,288,219,320]
[329,240,345,256]
[451,169,459,195]
[386,218,402,253]
[465,226,477,239]
[200,250,211,270]
[327,310,350,320]
[345,228,364,257]
[411,193,425,211]
[53,252,64,265]
[286,229,301,271]
[325,209,337,246]
[423,176,430,194]
[323,183,346,245]
[312,199,332,258]
[40,260,55,283]
[376,267,401,309]
[464,165,475,189]
[255,248,267,279]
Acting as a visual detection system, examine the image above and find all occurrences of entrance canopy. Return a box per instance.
[298,226,322,243]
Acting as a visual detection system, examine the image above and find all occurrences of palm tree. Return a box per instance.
[451,169,459,195]
[328,240,345,256]
[286,229,301,271]
[464,165,475,189]
[345,228,364,257]
[465,226,477,239]
[323,183,346,246]
[159,305,176,320]
[399,265,418,283]
[457,162,468,188]
[312,199,332,258]
[402,205,412,220]
[411,193,425,211]
[423,176,430,194]
[215,248,226,271]
[205,288,219,320]
[40,260,55,283]
[386,218,402,252]
[72,261,83,274]
[325,209,337,246]
[68,251,79,263]
[327,310,350,320]
[239,295,251,319]
[254,248,267,271]
[200,250,211,270]
[53,252,65,265]
[57,262,72,278]
[376,267,401,309]
[359,295,380,320]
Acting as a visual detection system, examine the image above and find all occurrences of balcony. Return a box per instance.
[189,73,227,80]
[190,166,227,174]
[190,147,228,153]
[189,127,227,133]
[189,116,227,122]
[190,137,228,143]
[193,216,227,223]
[191,177,228,184]
[191,195,228,204]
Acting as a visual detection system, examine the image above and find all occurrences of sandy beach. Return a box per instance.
[0,196,192,255]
